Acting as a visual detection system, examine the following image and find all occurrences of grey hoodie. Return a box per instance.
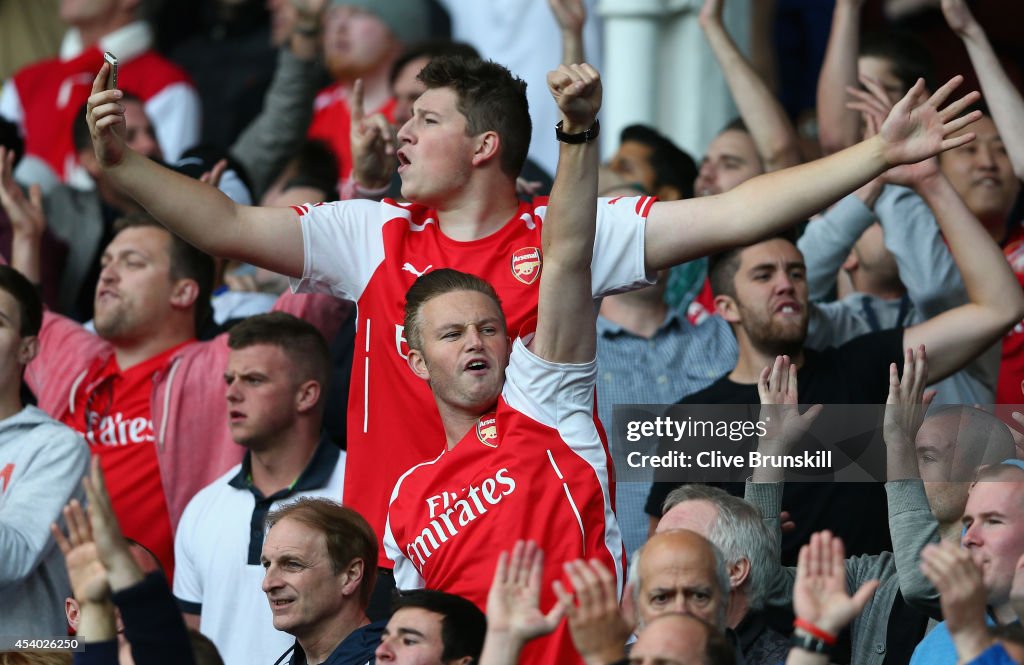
[0,405,88,636]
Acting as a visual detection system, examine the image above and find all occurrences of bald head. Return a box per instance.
[632,529,729,630]
[631,613,736,665]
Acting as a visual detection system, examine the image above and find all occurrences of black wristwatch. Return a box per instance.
[791,631,832,655]
[555,119,600,144]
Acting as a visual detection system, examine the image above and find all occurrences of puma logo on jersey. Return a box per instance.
[402,263,433,278]
[511,247,542,285]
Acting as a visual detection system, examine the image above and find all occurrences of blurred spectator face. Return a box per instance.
[261,517,352,638]
[374,607,448,664]
[846,223,900,291]
[94,226,179,343]
[609,141,658,195]
[267,0,296,47]
[722,239,808,351]
[694,130,763,197]
[961,469,1024,608]
[857,56,907,105]
[123,99,163,161]
[225,344,302,451]
[636,530,725,630]
[322,6,399,82]
[60,0,118,26]
[939,115,1020,227]
[630,614,712,665]
[0,289,33,387]
[393,55,431,127]
[915,413,971,524]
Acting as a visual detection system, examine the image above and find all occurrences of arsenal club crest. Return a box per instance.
[511,247,542,285]
[476,415,498,447]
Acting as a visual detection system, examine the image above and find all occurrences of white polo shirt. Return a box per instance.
[173,439,345,664]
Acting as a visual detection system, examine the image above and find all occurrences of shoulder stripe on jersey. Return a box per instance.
[640,196,656,218]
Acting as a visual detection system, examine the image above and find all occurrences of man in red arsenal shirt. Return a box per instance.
[86,51,981,582]
[4,211,345,580]
[381,62,616,664]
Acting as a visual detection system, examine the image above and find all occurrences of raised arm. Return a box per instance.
[699,0,801,171]
[644,76,981,270]
[531,64,601,364]
[901,169,1024,382]
[942,0,1024,180]
[87,65,304,277]
[549,0,586,66]
[816,0,867,154]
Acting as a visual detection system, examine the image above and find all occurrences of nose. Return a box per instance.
[396,117,414,146]
[98,261,118,285]
[374,637,394,661]
[262,565,281,593]
[975,144,998,170]
[774,273,796,294]
[463,325,484,350]
[962,521,982,548]
[226,380,242,404]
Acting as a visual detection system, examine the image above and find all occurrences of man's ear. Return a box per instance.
[66,598,79,630]
[170,279,200,310]
[408,349,430,381]
[340,558,365,597]
[728,557,751,593]
[295,379,321,414]
[18,336,39,365]
[714,294,740,323]
[471,131,501,168]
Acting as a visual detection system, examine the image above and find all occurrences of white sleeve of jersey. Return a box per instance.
[289,199,392,301]
[501,338,601,457]
[172,492,204,608]
[591,196,656,296]
[383,513,425,590]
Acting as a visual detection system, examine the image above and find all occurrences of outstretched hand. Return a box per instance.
[86,63,128,169]
[81,456,144,592]
[350,78,397,190]
[51,497,110,605]
[554,559,631,665]
[486,541,564,645]
[877,75,981,168]
[793,530,878,636]
[757,355,822,455]
[883,346,935,451]
[0,147,46,240]
[920,542,992,660]
[547,64,602,133]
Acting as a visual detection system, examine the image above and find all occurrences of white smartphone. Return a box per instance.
[103,51,118,90]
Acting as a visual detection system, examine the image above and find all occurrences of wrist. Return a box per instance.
[555,119,600,143]
[794,618,839,643]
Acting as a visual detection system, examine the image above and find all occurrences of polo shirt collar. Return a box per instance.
[228,433,340,496]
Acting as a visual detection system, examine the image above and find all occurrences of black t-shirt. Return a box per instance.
[647,328,905,563]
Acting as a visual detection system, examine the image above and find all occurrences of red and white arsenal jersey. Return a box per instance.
[291,195,653,566]
[383,338,623,665]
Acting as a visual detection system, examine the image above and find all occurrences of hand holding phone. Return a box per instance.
[103,52,118,90]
